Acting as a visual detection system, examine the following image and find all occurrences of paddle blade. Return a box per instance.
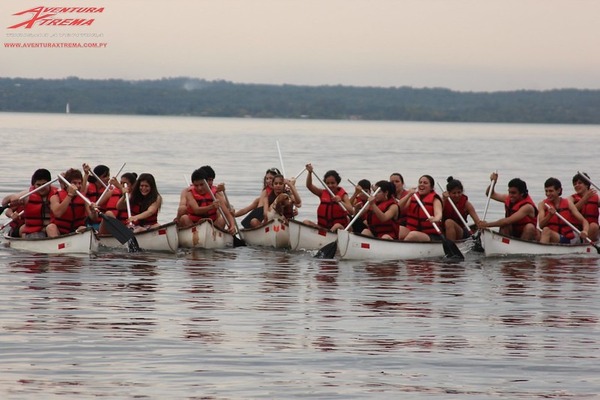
[315,240,338,259]
[471,232,484,253]
[233,235,247,247]
[100,212,140,252]
[442,237,465,261]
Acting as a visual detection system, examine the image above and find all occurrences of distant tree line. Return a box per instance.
[1,77,599,124]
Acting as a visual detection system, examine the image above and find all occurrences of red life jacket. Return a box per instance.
[86,182,107,224]
[186,187,217,223]
[317,187,349,229]
[504,195,538,237]
[51,190,87,234]
[543,198,576,239]
[22,186,57,234]
[571,192,599,226]
[395,189,409,226]
[406,192,441,235]
[366,198,398,238]
[443,194,469,224]
[104,187,129,222]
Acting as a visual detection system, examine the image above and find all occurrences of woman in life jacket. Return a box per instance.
[441,176,481,241]
[397,175,443,242]
[99,172,137,234]
[259,173,302,225]
[117,173,162,233]
[235,167,281,228]
[361,180,399,240]
[302,163,353,232]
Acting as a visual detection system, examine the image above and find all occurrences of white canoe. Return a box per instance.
[98,221,179,253]
[240,218,290,248]
[3,228,99,254]
[337,229,472,261]
[178,219,233,249]
[288,220,337,251]
[481,228,597,256]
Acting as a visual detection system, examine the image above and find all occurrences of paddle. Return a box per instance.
[203,179,246,247]
[315,187,381,259]
[544,203,600,253]
[412,192,464,261]
[0,178,58,215]
[221,189,247,247]
[473,175,496,252]
[436,182,474,235]
[0,210,24,232]
[123,182,135,229]
[276,140,287,179]
[58,174,140,252]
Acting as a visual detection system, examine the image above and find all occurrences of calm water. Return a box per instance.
[0,113,599,399]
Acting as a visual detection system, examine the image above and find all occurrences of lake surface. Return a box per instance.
[0,113,599,399]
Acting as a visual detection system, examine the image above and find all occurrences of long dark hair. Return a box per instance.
[130,173,160,212]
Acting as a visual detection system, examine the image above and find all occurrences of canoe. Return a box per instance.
[178,219,233,249]
[240,218,290,248]
[337,229,472,261]
[481,228,597,256]
[3,228,99,254]
[288,220,337,251]
[98,221,179,253]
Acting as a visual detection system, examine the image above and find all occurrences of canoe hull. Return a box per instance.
[99,221,179,253]
[288,220,337,251]
[240,219,289,248]
[178,219,233,249]
[482,228,596,256]
[337,230,470,260]
[3,228,99,254]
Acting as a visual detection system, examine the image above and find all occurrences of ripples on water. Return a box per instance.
[1,114,599,398]
[1,248,599,399]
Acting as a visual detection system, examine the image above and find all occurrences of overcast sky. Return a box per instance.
[2,0,599,92]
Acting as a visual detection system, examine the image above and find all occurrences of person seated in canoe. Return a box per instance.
[177,168,236,234]
[258,173,302,225]
[477,172,539,241]
[117,173,162,233]
[440,176,481,241]
[349,178,371,233]
[361,180,399,240]
[176,165,226,225]
[99,172,137,234]
[83,163,111,230]
[569,172,600,241]
[234,167,281,228]
[390,172,410,227]
[302,163,353,232]
[2,168,57,238]
[538,177,589,244]
[47,168,97,237]
[397,175,443,242]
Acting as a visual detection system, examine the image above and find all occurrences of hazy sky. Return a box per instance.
[2,0,599,91]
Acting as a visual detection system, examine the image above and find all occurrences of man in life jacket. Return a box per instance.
[569,172,600,241]
[477,172,539,241]
[538,177,589,244]
[1,168,56,238]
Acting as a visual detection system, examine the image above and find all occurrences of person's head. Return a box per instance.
[263,167,281,188]
[93,165,110,185]
[272,174,285,194]
[200,165,216,180]
[30,168,52,196]
[544,177,563,199]
[323,170,342,192]
[417,175,435,194]
[374,180,394,200]
[357,179,371,200]
[572,172,591,194]
[134,173,158,198]
[507,178,528,203]
[120,172,137,188]
[63,168,84,190]
[390,173,404,194]
[446,176,464,202]
[191,168,211,193]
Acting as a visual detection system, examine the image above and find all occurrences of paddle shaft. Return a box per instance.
[203,179,231,230]
[436,182,471,233]
[344,187,381,231]
[276,140,287,179]
[0,210,24,231]
[3,178,59,207]
[482,175,497,221]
